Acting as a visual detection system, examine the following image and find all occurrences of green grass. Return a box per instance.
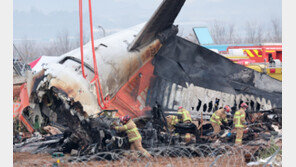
[258,137,282,160]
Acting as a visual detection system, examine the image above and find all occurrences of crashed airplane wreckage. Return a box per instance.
[14,0,282,159]
[14,104,282,159]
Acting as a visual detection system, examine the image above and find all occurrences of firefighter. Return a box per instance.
[166,115,179,132]
[113,115,151,158]
[210,105,231,137]
[177,106,192,143]
[233,103,248,145]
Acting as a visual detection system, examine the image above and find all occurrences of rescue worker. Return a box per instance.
[233,103,248,145]
[210,105,231,137]
[113,115,151,158]
[166,115,179,132]
[177,106,192,143]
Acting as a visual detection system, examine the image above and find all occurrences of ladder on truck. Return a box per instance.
[13,44,31,76]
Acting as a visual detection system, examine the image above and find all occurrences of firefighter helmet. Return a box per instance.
[243,129,249,134]
[224,105,231,112]
[240,103,248,109]
[120,115,130,124]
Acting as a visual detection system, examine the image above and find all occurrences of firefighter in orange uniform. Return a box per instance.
[210,105,231,137]
[177,106,193,143]
[233,103,248,145]
[114,115,151,158]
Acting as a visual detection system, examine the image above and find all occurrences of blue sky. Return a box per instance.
[13,0,282,41]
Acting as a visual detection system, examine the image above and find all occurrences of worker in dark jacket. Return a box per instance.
[114,115,151,158]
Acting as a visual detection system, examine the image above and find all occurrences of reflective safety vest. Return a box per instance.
[171,115,179,125]
[210,113,222,125]
[178,108,192,123]
[166,115,179,132]
[210,109,228,125]
[115,119,142,143]
[233,109,246,128]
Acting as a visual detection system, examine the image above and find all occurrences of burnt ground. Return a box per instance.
[14,152,266,167]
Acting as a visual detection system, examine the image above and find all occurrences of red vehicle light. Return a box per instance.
[270,69,276,73]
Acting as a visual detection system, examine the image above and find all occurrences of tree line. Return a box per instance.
[185,18,282,45]
[14,18,282,63]
[13,30,91,63]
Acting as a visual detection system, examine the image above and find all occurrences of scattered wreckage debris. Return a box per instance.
[13,0,282,166]
[13,101,282,165]
[13,0,282,142]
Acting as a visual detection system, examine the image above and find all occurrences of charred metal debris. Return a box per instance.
[14,90,282,161]
[13,27,282,162]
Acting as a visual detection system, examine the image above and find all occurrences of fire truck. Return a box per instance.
[193,27,282,81]
[222,43,282,81]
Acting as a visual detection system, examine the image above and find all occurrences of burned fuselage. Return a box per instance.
[15,0,282,156]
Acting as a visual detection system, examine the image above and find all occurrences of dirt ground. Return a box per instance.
[13,152,266,167]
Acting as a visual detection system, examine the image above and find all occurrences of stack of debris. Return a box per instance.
[13,99,282,162]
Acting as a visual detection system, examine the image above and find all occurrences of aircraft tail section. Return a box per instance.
[128,0,186,51]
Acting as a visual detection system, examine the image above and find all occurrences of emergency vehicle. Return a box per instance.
[193,27,282,81]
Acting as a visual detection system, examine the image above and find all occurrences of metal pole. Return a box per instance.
[98,25,106,37]
[200,111,203,137]
[209,155,222,167]
[263,148,281,167]
[13,44,26,62]
[145,162,150,167]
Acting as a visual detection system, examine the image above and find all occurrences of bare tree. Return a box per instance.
[209,20,240,44]
[270,18,282,42]
[233,32,243,44]
[41,29,75,56]
[210,20,227,44]
[74,31,90,49]
[15,29,91,62]
[256,25,264,43]
[54,30,73,55]
[184,33,199,44]
[227,23,235,44]
[41,43,59,56]
[15,38,39,63]
[227,23,244,44]
[244,21,265,44]
[245,21,256,43]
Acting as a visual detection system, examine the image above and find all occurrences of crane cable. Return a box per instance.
[79,0,87,79]
[79,0,109,109]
